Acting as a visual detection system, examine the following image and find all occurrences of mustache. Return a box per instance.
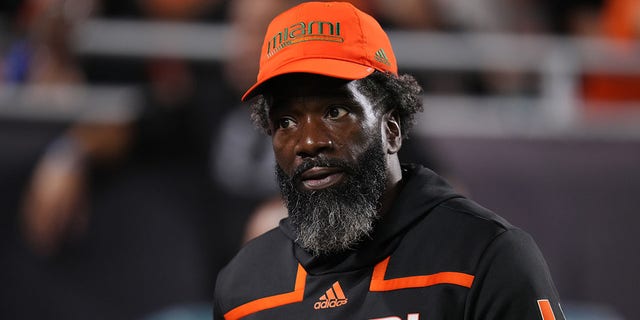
[290,157,356,183]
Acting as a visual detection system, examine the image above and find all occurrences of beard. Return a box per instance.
[275,134,388,257]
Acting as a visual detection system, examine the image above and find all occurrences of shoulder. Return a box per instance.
[431,197,548,272]
[451,202,564,318]
[436,196,513,231]
[214,227,298,315]
[425,198,561,310]
[392,196,524,274]
[216,227,293,288]
[417,196,516,245]
[230,226,290,264]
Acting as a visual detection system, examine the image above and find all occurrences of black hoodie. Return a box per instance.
[213,165,564,320]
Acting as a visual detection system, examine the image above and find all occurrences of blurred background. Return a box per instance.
[0,0,638,319]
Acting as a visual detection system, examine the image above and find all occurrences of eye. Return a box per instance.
[277,117,295,129]
[326,106,349,119]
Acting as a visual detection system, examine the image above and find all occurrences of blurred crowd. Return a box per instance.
[0,0,638,319]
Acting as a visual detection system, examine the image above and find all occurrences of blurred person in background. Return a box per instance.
[211,0,298,246]
[579,0,640,106]
[1,0,135,258]
[549,0,640,107]
[1,0,134,257]
[437,0,551,96]
[0,0,233,319]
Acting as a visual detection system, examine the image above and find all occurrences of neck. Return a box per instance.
[379,155,403,217]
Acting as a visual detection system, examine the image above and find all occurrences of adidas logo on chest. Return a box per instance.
[313,281,348,309]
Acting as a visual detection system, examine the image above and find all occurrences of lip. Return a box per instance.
[299,166,346,190]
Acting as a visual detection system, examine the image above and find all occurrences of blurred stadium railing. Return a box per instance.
[0,84,141,122]
[3,19,638,138]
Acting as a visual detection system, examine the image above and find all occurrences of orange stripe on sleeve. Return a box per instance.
[537,299,557,320]
[369,256,474,291]
[224,264,307,320]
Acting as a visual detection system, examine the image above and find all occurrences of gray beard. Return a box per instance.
[276,137,388,257]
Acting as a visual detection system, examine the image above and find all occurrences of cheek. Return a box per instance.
[338,126,376,159]
[271,135,293,169]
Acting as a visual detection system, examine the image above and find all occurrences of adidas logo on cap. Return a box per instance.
[374,48,391,66]
[313,281,348,309]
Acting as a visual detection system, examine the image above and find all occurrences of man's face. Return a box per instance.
[268,74,390,256]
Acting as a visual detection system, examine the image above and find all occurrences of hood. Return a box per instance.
[279,164,462,275]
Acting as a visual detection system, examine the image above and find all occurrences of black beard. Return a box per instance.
[276,136,388,257]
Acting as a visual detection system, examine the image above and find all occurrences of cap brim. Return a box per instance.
[241,58,376,101]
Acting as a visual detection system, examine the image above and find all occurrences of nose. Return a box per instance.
[294,118,333,158]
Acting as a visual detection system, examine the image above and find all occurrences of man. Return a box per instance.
[213,2,565,319]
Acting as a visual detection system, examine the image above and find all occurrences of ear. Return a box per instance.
[382,110,402,154]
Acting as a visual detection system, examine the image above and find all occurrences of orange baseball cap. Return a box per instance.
[241,1,398,101]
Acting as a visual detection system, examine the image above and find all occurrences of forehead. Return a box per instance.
[265,73,351,98]
[263,73,375,111]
